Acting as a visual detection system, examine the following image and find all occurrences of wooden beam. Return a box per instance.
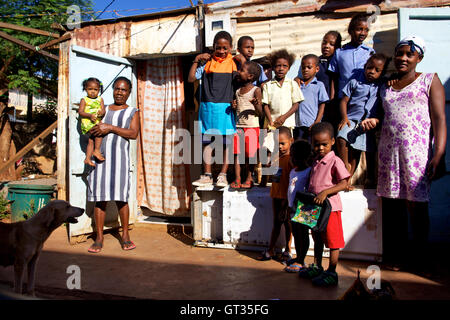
[0,121,58,175]
[0,30,59,61]
[38,33,71,51]
[0,22,59,38]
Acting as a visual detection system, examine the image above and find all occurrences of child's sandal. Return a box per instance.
[230,180,241,189]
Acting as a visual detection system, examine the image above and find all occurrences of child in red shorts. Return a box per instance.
[231,61,263,189]
[298,122,350,286]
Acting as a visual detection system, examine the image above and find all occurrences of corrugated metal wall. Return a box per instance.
[72,22,131,57]
[235,13,398,60]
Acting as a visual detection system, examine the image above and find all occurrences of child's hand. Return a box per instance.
[251,96,261,108]
[233,54,246,67]
[314,191,328,205]
[232,99,237,110]
[195,53,211,64]
[273,115,286,127]
[338,118,351,131]
[90,114,97,122]
[97,109,105,117]
[360,118,379,131]
[294,77,304,87]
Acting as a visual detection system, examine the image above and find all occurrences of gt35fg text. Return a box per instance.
[179,304,269,318]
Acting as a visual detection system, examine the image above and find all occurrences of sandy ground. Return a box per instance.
[1,222,449,300]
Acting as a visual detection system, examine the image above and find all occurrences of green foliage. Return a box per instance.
[0,0,94,96]
[0,191,11,220]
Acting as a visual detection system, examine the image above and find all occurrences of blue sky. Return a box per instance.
[92,0,225,20]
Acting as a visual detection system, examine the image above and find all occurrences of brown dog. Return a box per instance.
[0,200,84,295]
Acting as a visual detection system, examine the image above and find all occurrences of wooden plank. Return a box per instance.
[56,41,70,201]
[0,22,59,38]
[38,33,71,50]
[0,121,58,175]
[0,30,59,61]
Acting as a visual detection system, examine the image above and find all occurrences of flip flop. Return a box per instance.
[241,180,254,189]
[88,241,103,253]
[121,240,136,251]
[284,263,304,273]
[256,250,274,261]
[230,180,241,189]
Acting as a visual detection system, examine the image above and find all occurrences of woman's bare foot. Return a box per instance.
[93,150,105,161]
[84,157,96,167]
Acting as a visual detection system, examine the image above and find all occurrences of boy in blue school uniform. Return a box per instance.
[294,54,329,140]
[234,36,268,86]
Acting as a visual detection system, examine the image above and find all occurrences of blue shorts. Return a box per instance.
[337,120,375,152]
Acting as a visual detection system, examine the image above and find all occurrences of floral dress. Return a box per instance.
[377,73,435,202]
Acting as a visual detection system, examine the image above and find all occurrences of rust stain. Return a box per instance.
[203,211,208,217]
[236,10,245,17]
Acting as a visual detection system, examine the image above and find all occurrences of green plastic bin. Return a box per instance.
[7,184,56,222]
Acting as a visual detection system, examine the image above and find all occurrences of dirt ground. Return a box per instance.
[1,222,450,300]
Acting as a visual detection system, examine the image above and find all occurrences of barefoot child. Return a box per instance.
[336,53,390,189]
[284,139,312,272]
[257,126,294,261]
[294,54,329,140]
[231,61,263,189]
[298,122,350,286]
[78,78,105,167]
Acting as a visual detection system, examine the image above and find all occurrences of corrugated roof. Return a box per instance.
[206,0,450,17]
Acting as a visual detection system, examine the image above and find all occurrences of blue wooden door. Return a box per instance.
[399,8,450,242]
[68,46,138,240]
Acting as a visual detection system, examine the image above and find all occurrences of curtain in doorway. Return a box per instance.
[137,57,191,216]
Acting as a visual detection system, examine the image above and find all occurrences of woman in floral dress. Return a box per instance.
[375,36,446,270]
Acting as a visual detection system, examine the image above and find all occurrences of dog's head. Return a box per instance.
[34,200,84,229]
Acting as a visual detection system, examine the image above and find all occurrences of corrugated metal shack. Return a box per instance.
[57,0,449,241]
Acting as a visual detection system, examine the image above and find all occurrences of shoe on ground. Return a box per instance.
[312,270,339,287]
[215,173,228,187]
[192,174,213,187]
[298,264,324,279]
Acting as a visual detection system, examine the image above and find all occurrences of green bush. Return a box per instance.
[0,191,10,220]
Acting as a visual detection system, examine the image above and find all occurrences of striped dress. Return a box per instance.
[87,105,137,202]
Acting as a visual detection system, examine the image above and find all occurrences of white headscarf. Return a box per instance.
[395,36,426,56]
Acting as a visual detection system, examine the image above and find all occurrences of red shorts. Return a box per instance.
[233,127,260,158]
[323,210,345,249]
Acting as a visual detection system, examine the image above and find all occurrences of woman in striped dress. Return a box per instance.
[87,77,140,253]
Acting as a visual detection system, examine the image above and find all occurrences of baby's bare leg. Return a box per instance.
[92,136,105,161]
[84,137,96,167]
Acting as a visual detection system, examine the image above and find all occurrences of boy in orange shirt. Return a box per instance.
[257,126,294,261]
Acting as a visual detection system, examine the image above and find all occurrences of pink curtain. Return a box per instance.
[137,57,191,216]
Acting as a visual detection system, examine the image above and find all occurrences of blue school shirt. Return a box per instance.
[297,57,331,96]
[296,77,329,127]
[341,70,380,121]
[328,43,375,98]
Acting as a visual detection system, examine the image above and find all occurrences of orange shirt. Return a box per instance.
[270,153,293,199]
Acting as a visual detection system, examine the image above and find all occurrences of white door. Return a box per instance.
[68,45,138,240]
[399,8,450,243]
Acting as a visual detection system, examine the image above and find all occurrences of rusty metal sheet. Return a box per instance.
[207,0,450,18]
[129,13,200,58]
[72,22,131,56]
